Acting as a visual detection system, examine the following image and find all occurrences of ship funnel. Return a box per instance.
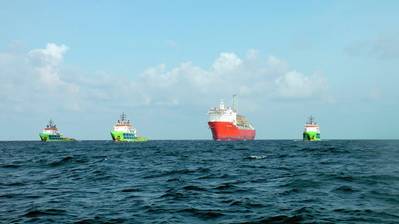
[232,94,237,112]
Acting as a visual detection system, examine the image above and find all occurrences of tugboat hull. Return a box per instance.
[39,133,75,142]
[110,131,148,142]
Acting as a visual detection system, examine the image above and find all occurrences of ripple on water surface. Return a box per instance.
[0,140,399,223]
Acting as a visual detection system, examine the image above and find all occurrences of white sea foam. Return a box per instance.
[248,155,266,160]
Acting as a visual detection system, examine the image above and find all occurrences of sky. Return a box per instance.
[1,0,399,140]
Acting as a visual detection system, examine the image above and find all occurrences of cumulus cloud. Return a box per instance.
[137,52,328,105]
[275,71,327,99]
[28,43,75,90]
[0,43,330,114]
[212,52,242,73]
[29,43,68,66]
[0,43,81,112]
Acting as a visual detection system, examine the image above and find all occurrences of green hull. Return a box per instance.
[110,131,148,142]
[39,133,76,142]
[303,131,321,141]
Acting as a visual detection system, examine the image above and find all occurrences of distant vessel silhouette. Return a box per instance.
[110,113,148,142]
[208,95,255,141]
[303,116,321,141]
[39,120,75,142]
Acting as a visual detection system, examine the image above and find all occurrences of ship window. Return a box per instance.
[49,135,60,140]
[124,133,133,139]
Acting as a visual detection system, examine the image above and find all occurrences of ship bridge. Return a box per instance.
[208,100,237,123]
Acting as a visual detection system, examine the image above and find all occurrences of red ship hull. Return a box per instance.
[208,121,256,141]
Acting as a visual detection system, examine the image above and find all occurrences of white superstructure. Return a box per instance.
[113,113,137,135]
[304,116,320,133]
[42,120,61,135]
[208,100,237,123]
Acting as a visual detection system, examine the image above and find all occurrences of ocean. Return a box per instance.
[1,140,398,223]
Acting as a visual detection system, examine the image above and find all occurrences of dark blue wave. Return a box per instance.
[0,140,398,223]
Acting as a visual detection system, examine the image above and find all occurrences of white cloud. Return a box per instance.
[212,52,242,73]
[28,43,71,89]
[275,71,327,99]
[0,43,330,114]
[0,43,82,112]
[136,51,328,104]
[29,43,68,66]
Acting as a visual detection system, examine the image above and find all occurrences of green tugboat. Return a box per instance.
[110,113,148,142]
[303,116,321,141]
[39,120,75,142]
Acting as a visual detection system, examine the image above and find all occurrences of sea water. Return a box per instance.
[1,140,398,223]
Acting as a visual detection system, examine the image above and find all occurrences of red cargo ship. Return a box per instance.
[208,96,256,141]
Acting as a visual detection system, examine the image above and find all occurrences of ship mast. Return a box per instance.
[308,116,315,125]
[119,112,131,126]
[121,113,127,122]
[48,119,56,128]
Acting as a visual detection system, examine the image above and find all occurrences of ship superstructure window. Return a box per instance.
[49,135,61,140]
[123,133,135,139]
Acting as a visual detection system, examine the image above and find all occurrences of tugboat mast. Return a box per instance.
[121,113,127,121]
[48,119,56,128]
[308,116,315,125]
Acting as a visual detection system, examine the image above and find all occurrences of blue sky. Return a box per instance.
[1,1,399,140]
